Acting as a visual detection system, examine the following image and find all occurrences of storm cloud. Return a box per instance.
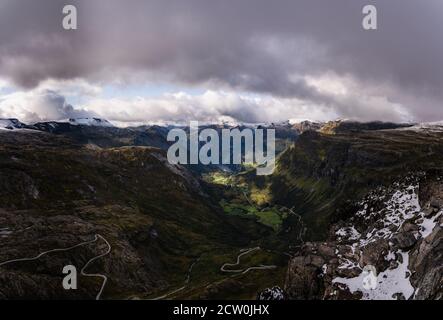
[0,0,442,122]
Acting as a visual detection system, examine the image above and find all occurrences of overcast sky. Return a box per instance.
[0,0,442,125]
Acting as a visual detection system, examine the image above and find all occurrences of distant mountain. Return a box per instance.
[292,120,324,133]
[318,119,414,134]
[68,117,114,127]
[0,118,27,130]
[291,119,414,135]
[1,118,443,299]
[407,121,443,132]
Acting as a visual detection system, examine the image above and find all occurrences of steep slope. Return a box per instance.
[251,127,443,300]
[0,130,265,299]
[268,129,443,239]
[284,174,443,300]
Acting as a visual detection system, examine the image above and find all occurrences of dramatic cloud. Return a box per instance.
[79,91,335,125]
[0,89,94,123]
[79,84,410,125]
[0,0,442,122]
[0,75,409,125]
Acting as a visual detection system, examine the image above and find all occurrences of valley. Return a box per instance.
[0,119,442,300]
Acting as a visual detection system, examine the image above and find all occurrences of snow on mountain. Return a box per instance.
[332,177,442,300]
[68,118,114,127]
[333,251,414,300]
[257,286,286,300]
[0,118,26,130]
[401,121,443,132]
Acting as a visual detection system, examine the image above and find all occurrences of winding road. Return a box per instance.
[0,233,111,300]
[286,206,306,245]
[80,234,111,300]
[150,248,276,300]
[151,286,186,300]
[149,255,202,300]
[220,247,276,274]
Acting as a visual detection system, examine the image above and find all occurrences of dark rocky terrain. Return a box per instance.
[0,119,442,300]
[0,127,288,299]
[284,175,443,299]
[267,128,443,300]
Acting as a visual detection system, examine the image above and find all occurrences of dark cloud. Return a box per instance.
[0,0,442,121]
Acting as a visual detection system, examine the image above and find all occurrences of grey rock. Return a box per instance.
[409,226,443,299]
[285,256,323,300]
[359,239,390,271]
[391,232,418,250]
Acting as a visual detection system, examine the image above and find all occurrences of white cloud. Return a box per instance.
[0,89,94,123]
[0,78,412,126]
[0,71,412,125]
[0,1,442,122]
[76,90,334,126]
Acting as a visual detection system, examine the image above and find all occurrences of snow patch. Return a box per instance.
[419,210,442,238]
[0,118,26,130]
[357,185,420,247]
[68,118,114,127]
[336,226,361,241]
[333,251,414,300]
[403,121,443,132]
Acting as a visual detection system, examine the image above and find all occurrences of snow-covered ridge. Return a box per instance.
[332,177,442,300]
[400,121,443,132]
[333,251,414,300]
[0,118,26,130]
[1,117,115,130]
[68,118,114,127]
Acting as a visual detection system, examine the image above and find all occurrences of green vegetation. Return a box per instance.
[6,123,441,299]
[202,172,232,185]
[249,186,272,206]
[219,199,285,231]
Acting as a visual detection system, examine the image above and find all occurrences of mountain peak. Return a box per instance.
[0,118,26,130]
[68,117,114,127]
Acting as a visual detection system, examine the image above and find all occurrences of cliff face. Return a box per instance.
[284,174,443,300]
[274,128,443,300]
[269,129,443,239]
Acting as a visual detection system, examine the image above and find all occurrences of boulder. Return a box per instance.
[285,256,323,299]
[317,244,336,259]
[257,286,287,300]
[400,222,419,233]
[359,239,389,270]
[391,232,418,250]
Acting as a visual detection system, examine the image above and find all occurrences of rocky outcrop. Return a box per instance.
[292,121,324,134]
[285,255,324,299]
[409,218,443,299]
[257,286,286,300]
[284,175,443,300]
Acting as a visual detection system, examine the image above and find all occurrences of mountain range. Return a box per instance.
[0,117,441,299]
